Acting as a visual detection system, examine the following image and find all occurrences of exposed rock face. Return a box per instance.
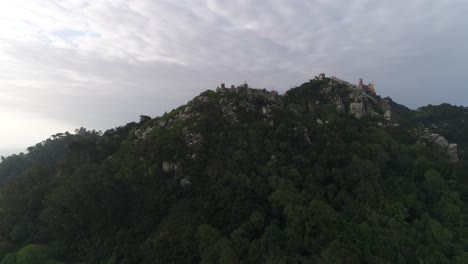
[162,161,172,172]
[434,137,449,150]
[197,96,210,103]
[183,128,203,149]
[420,132,459,163]
[180,177,192,188]
[135,127,155,140]
[221,104,239,123]
[304,132,312,145]
[135,129,143,138]
[157,119,167,128]
[162,160,181,173]
[447,144,459,163]
[349,100,367,118]
[336,98,345,113]
[142,127,153,140]
[384,110,392,121]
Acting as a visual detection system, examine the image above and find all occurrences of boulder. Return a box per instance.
[135,129,143,138]
[162,161,171,172]
[425,134,440,142]
[349,101,366,118]
[384,110,392,121]
[434,136,449,150]
[157,119,167,128]
[316,119,324,125]
[196,96,210,103]
[180,177,192,188]
[336,99,345,113]
[141,127,153,140]
[447,144,459,163]
[304,133,312,145]
[419,131,459,163]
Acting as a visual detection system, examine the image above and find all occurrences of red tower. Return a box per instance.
[358,78,363,88]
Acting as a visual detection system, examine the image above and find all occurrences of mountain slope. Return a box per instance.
[0,76,467,264]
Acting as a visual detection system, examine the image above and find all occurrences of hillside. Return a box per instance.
[0,75,467,264]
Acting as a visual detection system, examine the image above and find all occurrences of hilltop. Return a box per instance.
[0,75,467,263]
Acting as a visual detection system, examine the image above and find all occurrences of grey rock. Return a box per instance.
[304,133,312,145]
[447,144,459,163]
[157,119,167,128]
[141,127,153,140]
[197,96,210,103]
[425,134,440,142]
[221,105,239,123]
[349,101,366,118]
[178,113,190,120]
[316,119,324,125]
[416,140,427,146]
[336,99,345,113]
[135,129,143,138]
[384,110,392,121]
[162,161,171,173]
[180,177,192,188]
[419,131,459,163]
[434,136,449,150]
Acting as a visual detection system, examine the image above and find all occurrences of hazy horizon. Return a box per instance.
[0,146,27,159]
[1,0,468,152]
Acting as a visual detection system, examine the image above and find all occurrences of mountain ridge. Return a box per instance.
[0,75,467,263]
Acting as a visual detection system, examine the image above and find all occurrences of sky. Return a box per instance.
[0,0,467,155]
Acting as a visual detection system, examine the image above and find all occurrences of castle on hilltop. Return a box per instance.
[357,78,375,93]
[215,82,279,102]
[314,73,375,93]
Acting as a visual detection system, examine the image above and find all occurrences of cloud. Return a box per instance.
[0,0,468,148]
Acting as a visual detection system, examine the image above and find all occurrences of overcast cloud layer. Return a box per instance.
[1,0,467,153]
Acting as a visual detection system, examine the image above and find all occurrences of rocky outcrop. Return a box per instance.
[220,101,239,123]
[162,161,180,172]
[349,100,367,118]
[434,136,449,150]
[344,86,379,118]
[196,95,210,104]
[419,132,459,163]
[135,126,154,140]
[336,98,345,113]
[383,110,392,121]
[180,177,192,188]
[447,144,459,163]
[183,128,203,150]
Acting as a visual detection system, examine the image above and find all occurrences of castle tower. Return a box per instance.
[358,78,363,88]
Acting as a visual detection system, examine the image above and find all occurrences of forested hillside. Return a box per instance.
[0,77,467,264]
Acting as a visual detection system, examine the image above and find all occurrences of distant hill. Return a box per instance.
[0,75,467,264]
[0,148,25,160]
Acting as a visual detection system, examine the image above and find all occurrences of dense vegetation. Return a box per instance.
[415,104,468,158]
[0,80,467,263]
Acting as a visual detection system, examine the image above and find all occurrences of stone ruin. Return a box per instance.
[216,82,280,103]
